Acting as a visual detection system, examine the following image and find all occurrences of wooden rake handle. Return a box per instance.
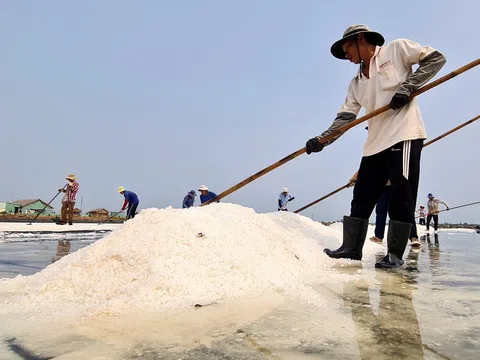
[201,58,480,206]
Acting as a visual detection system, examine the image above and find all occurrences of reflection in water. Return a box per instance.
[51,240,71,263]
[343,253,424,359]
[426,233,440,262]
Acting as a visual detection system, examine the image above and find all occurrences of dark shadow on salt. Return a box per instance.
[4,337,54,360]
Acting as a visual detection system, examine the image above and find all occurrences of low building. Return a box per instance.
[87,208,109,217]
[73,208,82,216]
[0,201,21,214]
[13,199,54,216]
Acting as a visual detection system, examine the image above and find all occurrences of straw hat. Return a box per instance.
[198,185,208,191]
[65,174,77,181]
[282,188,288,193]
[118,186,125,193]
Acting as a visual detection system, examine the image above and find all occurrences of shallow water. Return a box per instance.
[0,231,478,359]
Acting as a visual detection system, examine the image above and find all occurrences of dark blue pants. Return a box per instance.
[127,202,139,219]
[374,186,391,239]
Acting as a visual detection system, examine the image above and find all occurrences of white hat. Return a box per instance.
[198,185,208,191]
[282,188,288,192]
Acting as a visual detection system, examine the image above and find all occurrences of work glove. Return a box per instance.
[305,137,324,155]
[446,207,450,211]
[389,93,410,110]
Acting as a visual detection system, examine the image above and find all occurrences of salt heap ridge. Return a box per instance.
[0,203,376,319]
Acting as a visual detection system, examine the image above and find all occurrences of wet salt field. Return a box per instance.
[0,219,478,359]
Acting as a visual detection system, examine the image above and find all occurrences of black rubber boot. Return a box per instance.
[324,216,369,260]
[375,220,411,269]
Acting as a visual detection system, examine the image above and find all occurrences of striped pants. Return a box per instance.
[351,139,423,228]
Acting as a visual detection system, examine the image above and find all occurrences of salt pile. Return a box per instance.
[0,203,382,319]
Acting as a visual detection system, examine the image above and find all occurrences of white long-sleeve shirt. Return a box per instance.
[427,198,448,215]
[320,38,446,156]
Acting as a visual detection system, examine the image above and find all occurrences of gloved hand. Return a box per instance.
[446,207,450,211]
[121,207,126,211]
[389,93,410,110]
[305,137,324,155]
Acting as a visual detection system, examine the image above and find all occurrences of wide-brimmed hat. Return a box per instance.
[118,186,125,193]
[330,24,385,60]
[198,185,208,191]
[427,193,434,197]
[420,205,425,208]
[65,173,77,181]
[282,188,288,193]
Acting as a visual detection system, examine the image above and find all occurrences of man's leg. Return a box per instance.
[376,140,423,268]
[68,202,75,224]
[60,202,68,224]
[130,203,139,218]
[325,154,388,260]
[387,139,423,225]
[433,215,439,231]
[426,215,432,230]
[374,187,390,239]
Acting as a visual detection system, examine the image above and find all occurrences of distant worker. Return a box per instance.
[57,173,79,225]
[416,205,426,225]
[199,185,218,204]
[183,190,197,208]
[426,193,449,232]
[278,188,295,211]
[118,186,140,219]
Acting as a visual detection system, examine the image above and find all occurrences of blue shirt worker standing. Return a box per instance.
[183,190,197,208]
[198,185,218,205]
[278,188,295,211]
[118,186,140,219]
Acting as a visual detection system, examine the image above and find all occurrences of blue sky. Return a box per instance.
[1,0,479,223]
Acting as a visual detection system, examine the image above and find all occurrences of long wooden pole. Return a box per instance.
[423,114,480,147]
[294,185,350,214]
[201,58,480,206]
[294,113,480,213]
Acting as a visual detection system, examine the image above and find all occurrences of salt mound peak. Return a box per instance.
[0,203,366,319]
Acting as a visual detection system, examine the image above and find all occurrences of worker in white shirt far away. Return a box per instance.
[305,24,446,268]
[278,188,295,211]
[426,193,449,232]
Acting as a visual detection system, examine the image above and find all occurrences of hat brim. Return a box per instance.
[330,31,385,60]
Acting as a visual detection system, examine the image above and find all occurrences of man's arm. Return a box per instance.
[394,38,447,97]
[306,81,361,153]
[121,199,128,211]
[438,199,449,210]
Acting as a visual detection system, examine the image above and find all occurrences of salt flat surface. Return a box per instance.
[0,221,122,233]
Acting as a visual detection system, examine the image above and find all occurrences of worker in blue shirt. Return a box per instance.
[278,188,295,211]
[183,190,197,208]
[198,185,218,204]
[118,186,140,219]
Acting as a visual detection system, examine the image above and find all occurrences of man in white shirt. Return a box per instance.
[306,25,446,268]
[426,193,449,231]
[278,188,295,211]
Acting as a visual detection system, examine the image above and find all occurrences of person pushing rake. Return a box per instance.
[305,24,446,268]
